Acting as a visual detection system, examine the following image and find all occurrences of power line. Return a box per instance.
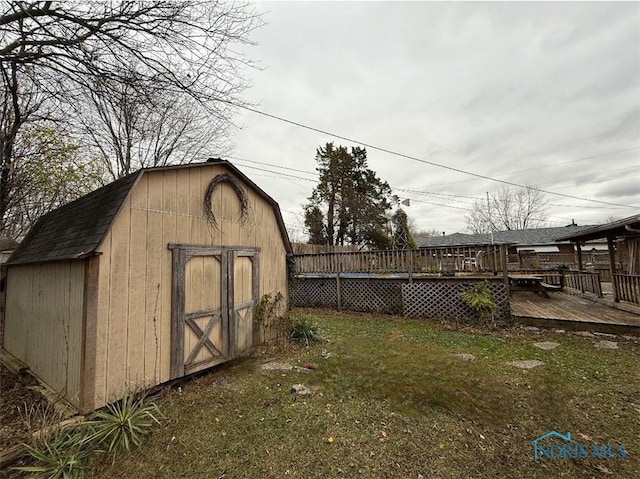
[416,146,640,189]
[231,155,628,211]
[233,104,638,209]
[231,156,481,202]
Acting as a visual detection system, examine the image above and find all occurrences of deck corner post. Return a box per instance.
[499,245,509,286]
[607,236,620,303]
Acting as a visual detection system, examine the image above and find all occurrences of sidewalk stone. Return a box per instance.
[507,360,545,369]
[452,353,476,361]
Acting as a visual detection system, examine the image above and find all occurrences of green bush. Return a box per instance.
[460,280,498,326]
[291,315,323,346]
[85,391,163,455]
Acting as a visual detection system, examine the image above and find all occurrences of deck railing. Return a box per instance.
[563,271,603,297]
[293,246,506,275]
[510,269,603,297]
[613,274,640,305]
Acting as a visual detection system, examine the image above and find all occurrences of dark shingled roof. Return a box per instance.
[0,236,19,251]
[554,214,640,242]
[7,160,293,266]
[7,172,140,265]
[415,225,596,248]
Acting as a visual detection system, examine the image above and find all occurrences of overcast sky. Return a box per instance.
[230,1,640,241]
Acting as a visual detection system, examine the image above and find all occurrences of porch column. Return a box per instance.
[607,236,619,303]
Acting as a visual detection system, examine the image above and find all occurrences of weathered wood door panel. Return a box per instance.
[229,251,259,356]
[170,245,259,379]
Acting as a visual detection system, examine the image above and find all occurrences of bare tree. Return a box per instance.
[75,72,229,179]
[0,1,260,233]
[413,228,442,238]
[466,186,548,233]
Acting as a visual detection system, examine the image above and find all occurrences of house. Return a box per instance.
[415,225,610,270]
[2,160,292,411]
[415,225,603,254]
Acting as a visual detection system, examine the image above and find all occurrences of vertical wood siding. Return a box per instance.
[4,261,84,407]
[91,165,288,408]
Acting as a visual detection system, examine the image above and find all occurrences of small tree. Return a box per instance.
[460,280,498,326]
[391,208,416,249]
[303,204,327,245]
[3,124,101,238]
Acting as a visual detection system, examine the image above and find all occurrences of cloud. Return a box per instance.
[232,2,640,235]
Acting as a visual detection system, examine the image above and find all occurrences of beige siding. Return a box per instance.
[91,165,289,408]
[4,261,84,407]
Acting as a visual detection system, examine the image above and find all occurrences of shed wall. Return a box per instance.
[91,165,288,408]
[4,261,84,407]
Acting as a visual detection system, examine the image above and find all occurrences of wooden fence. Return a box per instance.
[290,275,511,322]
[293,246,507,276]
[613,274,640,305]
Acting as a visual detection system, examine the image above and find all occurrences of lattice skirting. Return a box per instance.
[290,276,510,321]
[290,277,340,308]
[401,280,510,321]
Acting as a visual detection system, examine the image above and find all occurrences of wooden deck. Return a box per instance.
[511,292,640,335]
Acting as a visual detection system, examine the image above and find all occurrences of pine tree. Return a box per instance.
[304,143,392,248]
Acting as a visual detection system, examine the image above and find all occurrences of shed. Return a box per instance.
[2,160,292,411]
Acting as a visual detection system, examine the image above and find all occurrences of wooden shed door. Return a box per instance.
[169,245,259,379]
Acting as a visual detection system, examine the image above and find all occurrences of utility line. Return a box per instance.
[229,155,631,209]
[233,104,638,209]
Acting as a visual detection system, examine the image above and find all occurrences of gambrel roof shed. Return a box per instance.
[8,160,292,265]
[3,160,291,412]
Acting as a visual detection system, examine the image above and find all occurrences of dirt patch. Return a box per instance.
[0,364,50,478]
[0,364,48,451]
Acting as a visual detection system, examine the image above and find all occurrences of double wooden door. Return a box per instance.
[169,245,259,379]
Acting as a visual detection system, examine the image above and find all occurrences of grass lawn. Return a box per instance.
[92,309,640,478]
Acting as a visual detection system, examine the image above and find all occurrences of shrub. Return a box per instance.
[85,391,163,455]
[18,427,95,479]
[460,280,498,326]
[18,391,163,478]
[291,315,323,346]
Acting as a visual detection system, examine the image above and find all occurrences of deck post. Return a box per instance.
[607,236,619,303]
[336,259,342,311]
[499,244,509,286]
[408,250,414,284]
[576,242,584,271]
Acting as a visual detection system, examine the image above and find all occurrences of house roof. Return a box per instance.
[7,160,292,266]
[415,225,596,248]
[554,214,640,242]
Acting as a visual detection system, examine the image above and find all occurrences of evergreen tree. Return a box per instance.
[304,205,326,245]
[391,208,416,249]
[304,142,392,248]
